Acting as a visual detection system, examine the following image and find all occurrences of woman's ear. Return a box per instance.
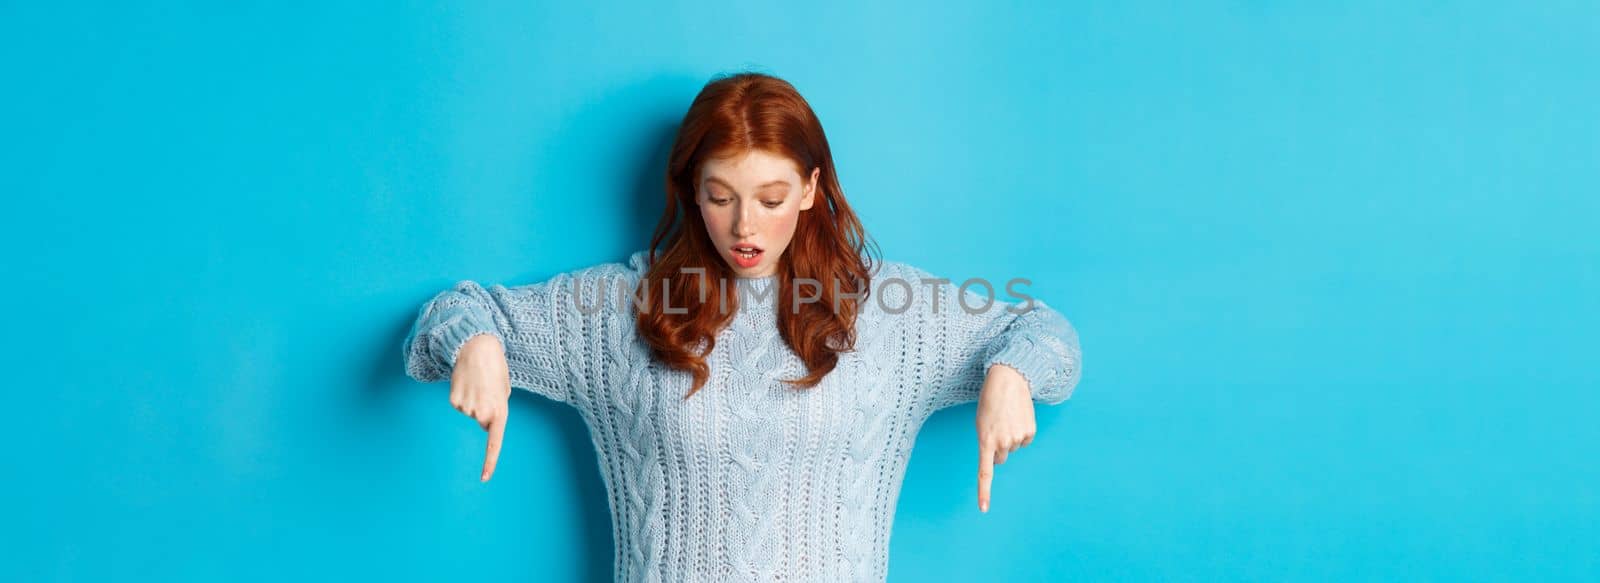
[801,167,820,210]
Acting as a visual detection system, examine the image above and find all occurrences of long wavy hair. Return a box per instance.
[636,71,881,398]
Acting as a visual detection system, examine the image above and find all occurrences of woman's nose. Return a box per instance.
[733,210,756,237]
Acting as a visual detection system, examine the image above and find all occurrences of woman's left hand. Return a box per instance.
[975,363,1036,513]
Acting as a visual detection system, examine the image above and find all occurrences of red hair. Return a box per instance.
[636,71,881,398]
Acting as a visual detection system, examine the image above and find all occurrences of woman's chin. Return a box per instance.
[728,264,772,278]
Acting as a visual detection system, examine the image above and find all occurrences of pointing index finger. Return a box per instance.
[978,443,994,513]
[482,410,505,482]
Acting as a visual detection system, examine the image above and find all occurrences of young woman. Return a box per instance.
[403,71,1083,582]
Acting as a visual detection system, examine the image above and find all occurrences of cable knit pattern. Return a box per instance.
[402,250,1083,582]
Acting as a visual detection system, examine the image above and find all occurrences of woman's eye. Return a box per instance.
[710,197,730,205]
[762,201,782,208]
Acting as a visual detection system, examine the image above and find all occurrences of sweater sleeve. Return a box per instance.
[905,264,1084,413]
[402,267,626,405]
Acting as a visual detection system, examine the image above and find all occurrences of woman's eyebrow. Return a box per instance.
[705,177,790,191]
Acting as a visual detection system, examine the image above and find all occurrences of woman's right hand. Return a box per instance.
[450,333,512,482]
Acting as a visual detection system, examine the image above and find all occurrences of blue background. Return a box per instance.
[4,1,1596,581]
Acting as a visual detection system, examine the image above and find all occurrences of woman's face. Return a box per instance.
[697,149,819,278]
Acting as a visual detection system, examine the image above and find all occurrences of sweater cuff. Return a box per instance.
[435,307,504,370]
[985,336,1056,401]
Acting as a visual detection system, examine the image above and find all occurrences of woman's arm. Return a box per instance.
[902,263,1084,413]
[403,267,628,405]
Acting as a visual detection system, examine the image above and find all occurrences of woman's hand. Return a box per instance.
[975,363,1036,513]
[450,334,513,482]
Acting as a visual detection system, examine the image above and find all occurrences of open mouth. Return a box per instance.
[732,244,763,258]
[731,244,764,266]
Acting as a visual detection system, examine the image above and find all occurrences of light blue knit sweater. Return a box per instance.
[403,250,1083,582]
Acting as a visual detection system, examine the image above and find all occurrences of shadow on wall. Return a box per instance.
[532,70,700,267]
